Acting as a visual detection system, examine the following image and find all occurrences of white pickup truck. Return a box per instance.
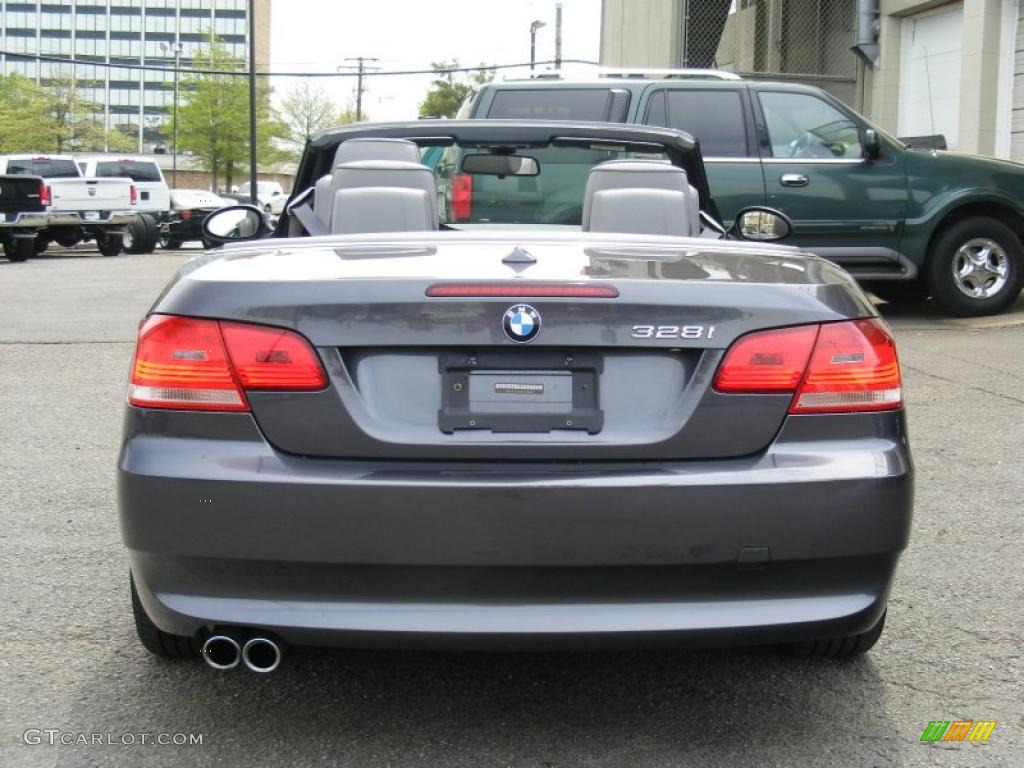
[77,156,171,254]
[0,154,137,256]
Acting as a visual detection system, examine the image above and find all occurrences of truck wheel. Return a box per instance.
[790,610,886,659]
[3,238,33,262]
[863,281,930,304]
[130,572,198,659]
[138,214,159,254]
[97,234,124,257]
[926,217,1024,316]
[160,236,183,250]
[125,218,145,254]
[33,238,49,255]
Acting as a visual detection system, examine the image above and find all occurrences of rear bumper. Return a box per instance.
[0,211,134,228]
[119,409,913,649]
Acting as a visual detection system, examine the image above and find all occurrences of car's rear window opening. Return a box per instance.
[430,141,668,226]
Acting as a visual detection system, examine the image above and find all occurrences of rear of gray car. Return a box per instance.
[119,232,912,667]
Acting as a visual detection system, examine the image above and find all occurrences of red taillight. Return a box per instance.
[450,173,473,222]
[40,183,51,207]
[714,319,902,414]
[220,322,327,390]
[128,315,326,412]
[180,209,191,221]
[130,184,138,205]
[714,325,818,393]
[426,283,619,298]
[790,319,901,413]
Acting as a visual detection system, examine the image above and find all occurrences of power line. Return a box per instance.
[0,50,598,78]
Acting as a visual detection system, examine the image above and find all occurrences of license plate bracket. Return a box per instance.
[438,350,603,434]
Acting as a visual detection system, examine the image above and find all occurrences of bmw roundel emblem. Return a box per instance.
[503,304,541,343]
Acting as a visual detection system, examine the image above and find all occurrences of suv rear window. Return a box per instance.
[7,158,80,178]
[95,160,163,183]
[645,90,749,158]
[487,89,619,121]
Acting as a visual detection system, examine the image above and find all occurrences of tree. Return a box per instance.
[0,74,55,152]
[175,32,284,191]
[277,81,344,162]
[418,61,494,119]
[43,72,135,153]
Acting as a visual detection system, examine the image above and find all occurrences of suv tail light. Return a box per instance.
[40,183,51,207]
[450,173,473,222]
[128,315,326,412]
[130,184,138,205]
[714,319,901,414]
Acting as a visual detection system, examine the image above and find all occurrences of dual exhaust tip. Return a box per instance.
[201,633,282,673]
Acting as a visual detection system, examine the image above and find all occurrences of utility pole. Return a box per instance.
[555,3,563,70]
[341,57,380,122]
[530,21,546,71]
[247,0,258,205]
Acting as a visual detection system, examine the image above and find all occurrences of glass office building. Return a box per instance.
[0,0,271,152]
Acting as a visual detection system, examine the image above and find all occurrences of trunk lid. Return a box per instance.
[156,232,874,461]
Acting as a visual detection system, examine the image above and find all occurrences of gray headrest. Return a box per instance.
[582,159,700,236]
[333,138,420,166]
[331,160,438,226]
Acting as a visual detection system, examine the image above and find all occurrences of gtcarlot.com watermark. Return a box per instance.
[23,729,203,747]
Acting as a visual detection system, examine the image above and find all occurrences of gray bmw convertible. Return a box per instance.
[118,121,912,672]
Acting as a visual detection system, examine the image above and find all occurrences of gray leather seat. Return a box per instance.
[582,160,701,237]
[330,159,438,234]
[314,138,423,229]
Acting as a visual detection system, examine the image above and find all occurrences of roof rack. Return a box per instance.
[504,67,742,83]
[596,68,742,80]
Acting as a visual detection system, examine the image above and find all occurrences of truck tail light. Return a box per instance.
[130,185,138,205]
[714,319,902,413]
[128,315,326,412]
[40,183,51,207]
[180,209,191,221]
[450,173,473,222]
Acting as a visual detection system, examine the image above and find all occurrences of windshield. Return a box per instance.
[7,158,80,178]
[429,141,669,226]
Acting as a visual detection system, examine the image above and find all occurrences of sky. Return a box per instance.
[268,0,603,121]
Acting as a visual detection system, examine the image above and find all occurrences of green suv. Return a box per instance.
[461,70,1024,316]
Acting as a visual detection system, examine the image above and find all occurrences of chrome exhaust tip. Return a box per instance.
[241,636,282,674]
[201,634,241,670]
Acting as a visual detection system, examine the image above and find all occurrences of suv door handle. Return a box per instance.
[780,173,809,187]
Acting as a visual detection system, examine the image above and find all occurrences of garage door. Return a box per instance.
[898,4,964,149]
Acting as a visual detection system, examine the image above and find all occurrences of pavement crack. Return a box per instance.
[903,364,1024,406]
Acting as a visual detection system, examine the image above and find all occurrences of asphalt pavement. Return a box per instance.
[0,248,1021,767]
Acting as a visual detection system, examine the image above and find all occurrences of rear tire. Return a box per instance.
[97,234,124,257]
[33,238,49,255]
[3,238,33,261]
[864,280,930,304]
[138,214,159,254]
[160,235,183,250]
[790,610,886,659]
[926,217,1024,316]
[131,572,198,659]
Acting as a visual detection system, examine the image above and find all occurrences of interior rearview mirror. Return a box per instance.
[863,128,881,160]
[461,154,540,177]
[201,205,271,246]
[734,207,793,242]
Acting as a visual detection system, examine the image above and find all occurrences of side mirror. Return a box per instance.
[863,128,881,160]
[734,207,793,242]
[201,204,271,245]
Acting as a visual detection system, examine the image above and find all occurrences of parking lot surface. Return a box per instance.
[1,249,1021,767]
